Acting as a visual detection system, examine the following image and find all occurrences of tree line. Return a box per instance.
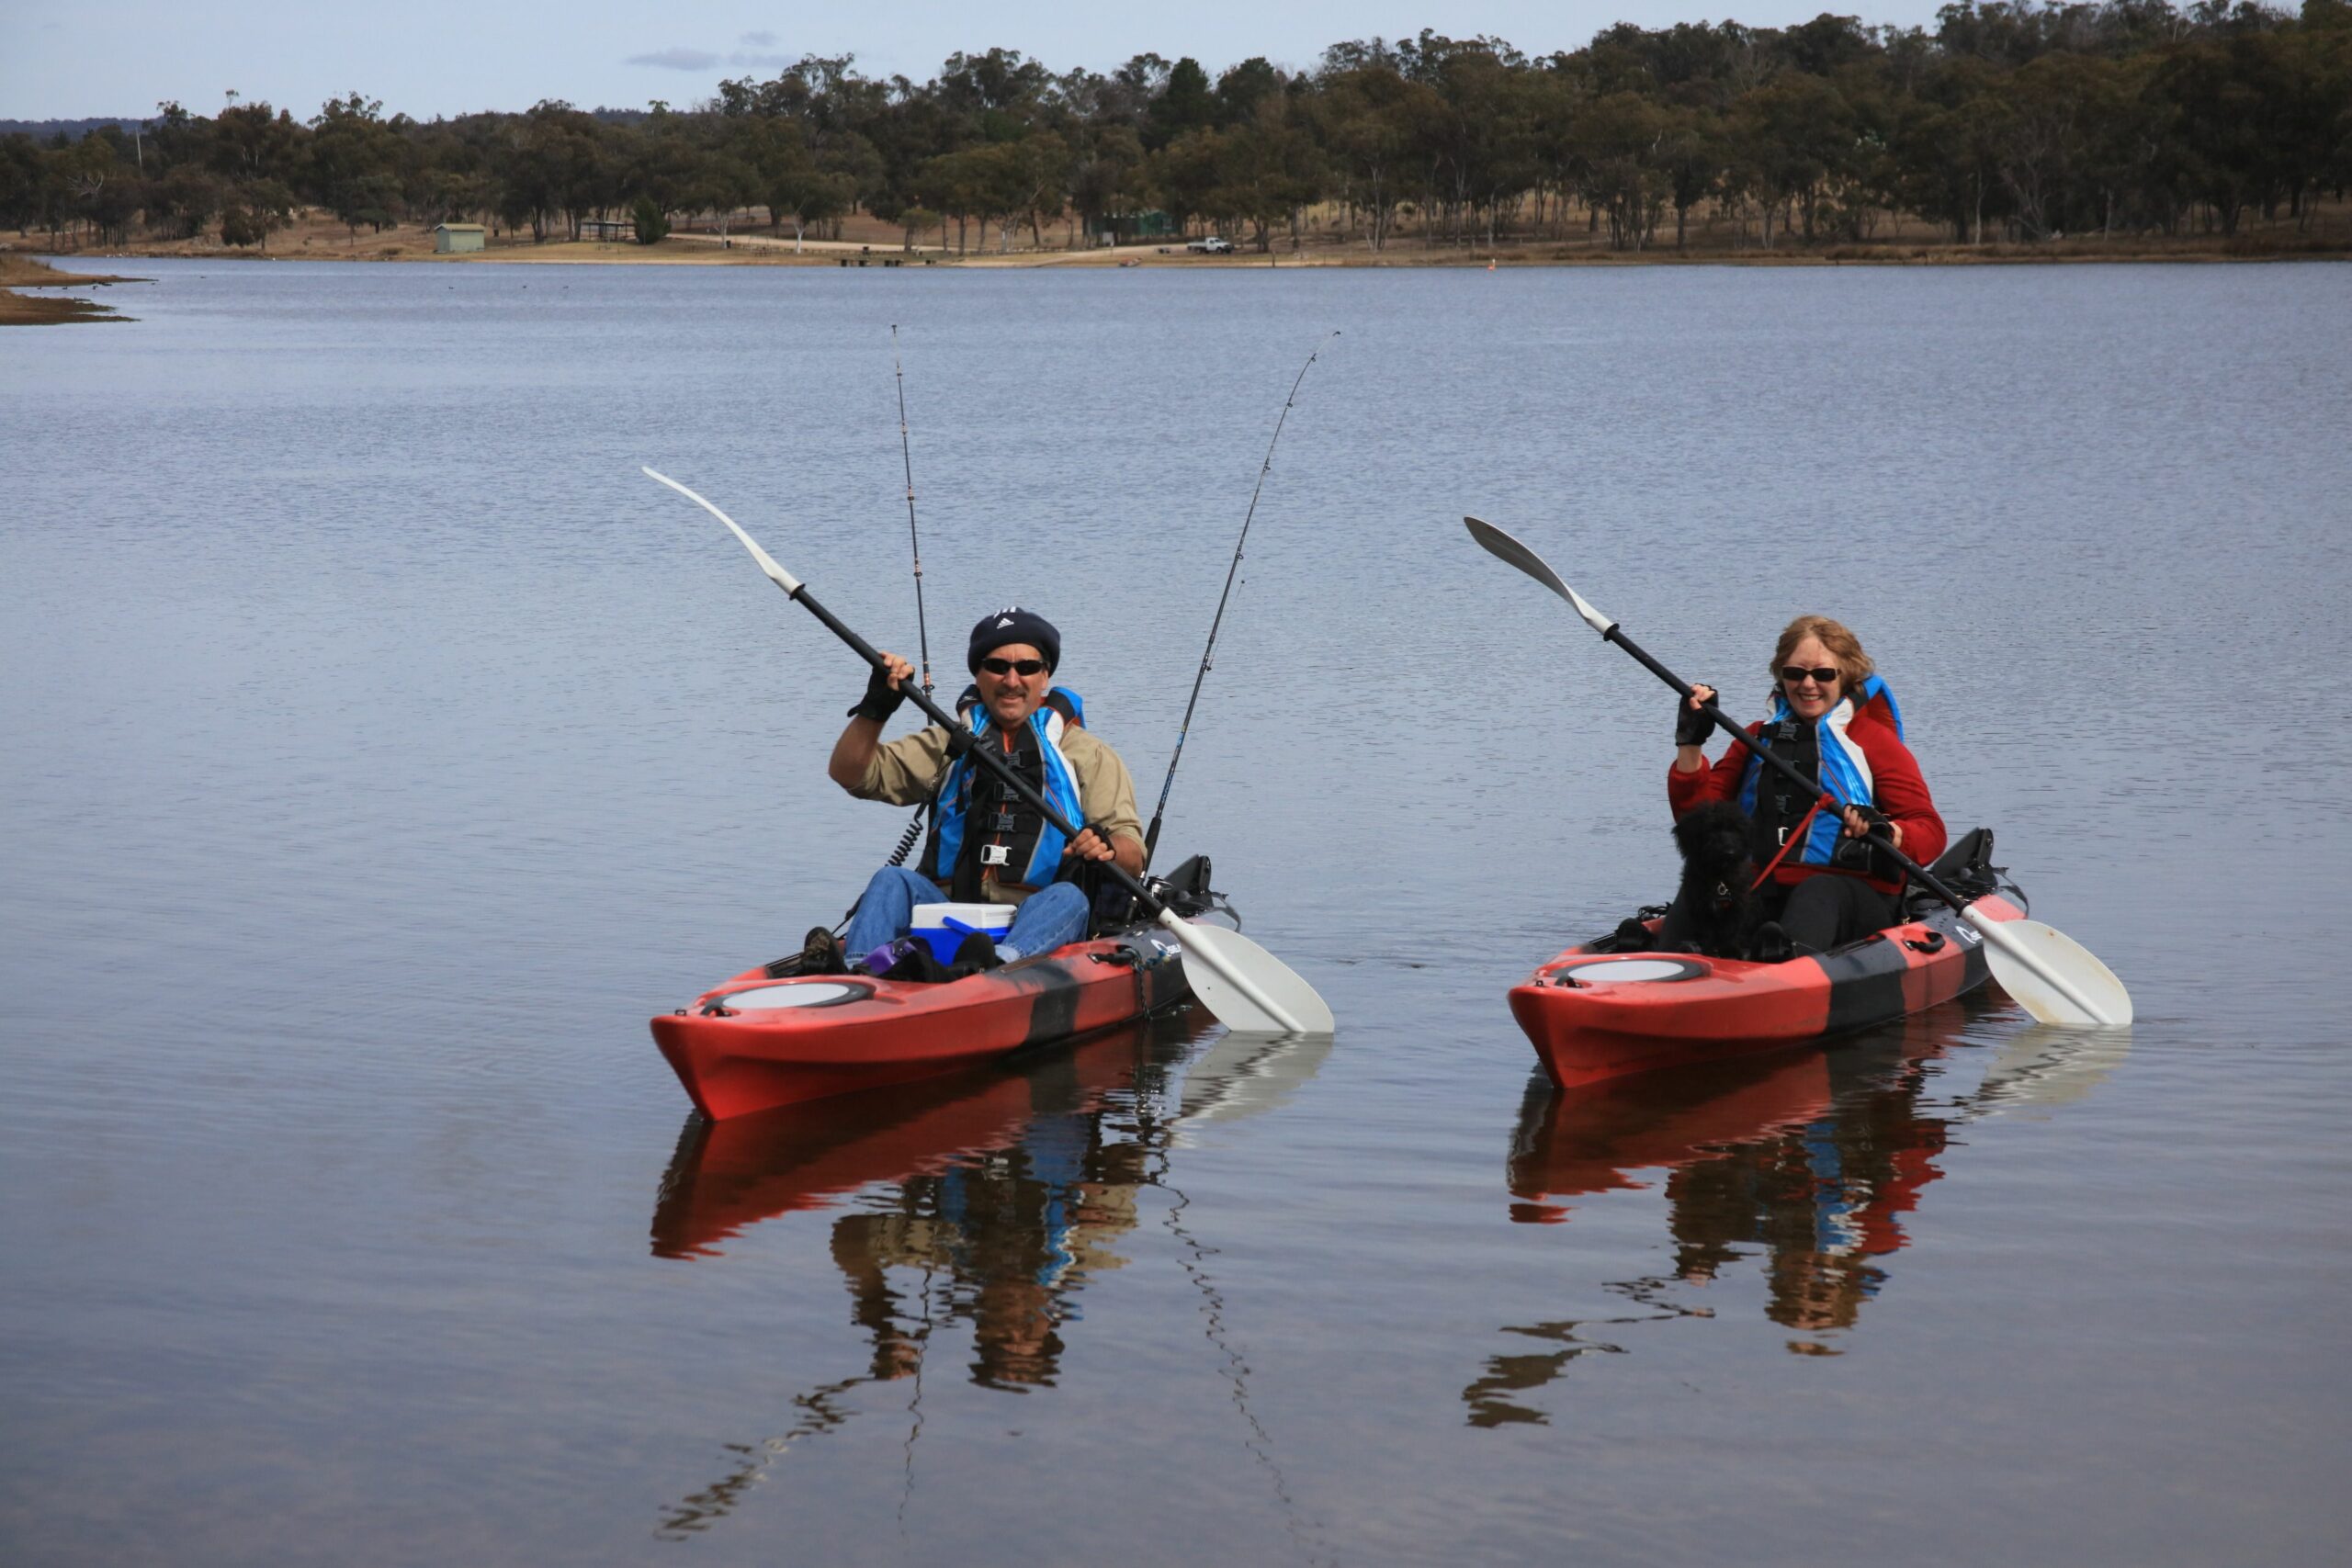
[6,1,2346,255]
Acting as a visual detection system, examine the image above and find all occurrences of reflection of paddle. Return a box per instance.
[1464,514,2132,1027]
[645,468,1335,1034]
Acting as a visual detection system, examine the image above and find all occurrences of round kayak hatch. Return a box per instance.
[711,981,869,1011]
[1549,957,1709,986]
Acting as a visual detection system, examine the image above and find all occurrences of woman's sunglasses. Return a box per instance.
[1780,665,1840,685]
[979,658,1048,677]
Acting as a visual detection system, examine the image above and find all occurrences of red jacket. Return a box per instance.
[1668,699,1946,896]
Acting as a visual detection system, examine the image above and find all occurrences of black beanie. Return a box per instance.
[967,607,1060,672]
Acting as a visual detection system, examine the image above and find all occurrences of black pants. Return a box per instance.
[1767,874,1899,954]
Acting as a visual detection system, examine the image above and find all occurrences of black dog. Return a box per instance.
[1657,801,1787,960]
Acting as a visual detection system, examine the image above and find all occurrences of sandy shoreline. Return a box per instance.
[43,236,2352,265]
[9,220,2343,321]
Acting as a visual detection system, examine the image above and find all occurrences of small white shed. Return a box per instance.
[433,223,487,254]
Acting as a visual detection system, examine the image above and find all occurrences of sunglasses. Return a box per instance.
[979,658,1048,677]
[1780,665,1841,686]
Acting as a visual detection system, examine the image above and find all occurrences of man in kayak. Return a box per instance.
[809,607,1146,975]
[1670,615,1946,955]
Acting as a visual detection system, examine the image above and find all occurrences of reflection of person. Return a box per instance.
[814,608,1146,972]
[1671,615,1946,954]
[826,1100,1143,1391]
[1668,1047,1951,1334]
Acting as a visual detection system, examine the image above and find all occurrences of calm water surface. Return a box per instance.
[4,258,2348,1565]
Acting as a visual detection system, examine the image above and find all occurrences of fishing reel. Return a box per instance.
[1141,853,1235,926]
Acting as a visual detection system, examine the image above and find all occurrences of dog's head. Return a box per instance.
[1674,800,1755,875]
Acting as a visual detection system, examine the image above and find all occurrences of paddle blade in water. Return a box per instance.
[1162,914,1336,1035]
[1969,913,2134,1027]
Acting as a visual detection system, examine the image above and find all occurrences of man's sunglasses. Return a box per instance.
[1780,665,1841,685]
[979,657,1048,677]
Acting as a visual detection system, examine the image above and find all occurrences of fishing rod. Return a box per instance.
[1142,331,1339,866]
[891,324,935,700]
[880,324,935,874]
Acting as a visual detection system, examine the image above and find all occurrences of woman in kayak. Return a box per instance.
[1671,615,1945,955]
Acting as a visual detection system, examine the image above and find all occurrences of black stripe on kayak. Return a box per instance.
[1923,904,1993,996]
[1021,960,1086,1047]
[1819,933,1913,1034]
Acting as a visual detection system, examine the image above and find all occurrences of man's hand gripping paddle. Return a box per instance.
[1463,514,2131,1028]
[644,467,1335,1035]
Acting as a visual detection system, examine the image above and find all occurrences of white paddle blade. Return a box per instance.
[1159,912,1336,1035]
[643,467,804,594]
[1463,516,1615,637]
[1966,911,2133,1027]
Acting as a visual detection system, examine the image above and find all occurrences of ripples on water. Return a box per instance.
[2,259,2346,1566]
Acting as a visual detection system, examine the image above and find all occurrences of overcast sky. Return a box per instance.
[5,1,1954,122]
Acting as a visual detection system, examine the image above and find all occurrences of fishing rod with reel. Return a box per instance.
[822,329,938,937]
[880,324,936,874]
[1142,332,1338,871]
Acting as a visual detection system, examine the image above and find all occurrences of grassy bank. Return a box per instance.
[0,254,141,324]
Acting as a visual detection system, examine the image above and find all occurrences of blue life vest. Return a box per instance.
[919,687,1087,898]
[1737,675,1905,871]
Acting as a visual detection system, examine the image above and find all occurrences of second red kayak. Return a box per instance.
[1510,856,2027,1089]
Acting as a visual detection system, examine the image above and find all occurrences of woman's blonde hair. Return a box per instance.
[1770,615,1874,695]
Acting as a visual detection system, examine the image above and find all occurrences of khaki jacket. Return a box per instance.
[852,723,1146,904]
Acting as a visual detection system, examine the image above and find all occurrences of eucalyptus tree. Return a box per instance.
[1314,50,1439,250]
[305,93,407,236]
[1729,71,1860,243]
[1658,106,1724,246]
[1066,122,1147,243]
[1219,89,1329,250]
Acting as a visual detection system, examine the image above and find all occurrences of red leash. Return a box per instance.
[1749,795,1830,892]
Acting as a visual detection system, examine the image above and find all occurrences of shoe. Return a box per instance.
[877,940,953,984]
[799,925,847,976]
[951,931,1004,973]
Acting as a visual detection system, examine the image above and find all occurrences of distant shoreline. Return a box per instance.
[26,232,2349,270]
[9,224,2343,322]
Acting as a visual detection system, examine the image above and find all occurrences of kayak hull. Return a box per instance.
[650,923,1193,1120]
[1510,889,2025,1088]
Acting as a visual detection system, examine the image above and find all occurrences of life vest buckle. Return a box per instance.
[978,843,1012,867]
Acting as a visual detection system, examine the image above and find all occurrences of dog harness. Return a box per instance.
[919,687,1087,899]
[1737,675,1905,874]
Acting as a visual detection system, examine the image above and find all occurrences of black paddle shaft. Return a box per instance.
[1603,624,1979,915]
[788,582,1171,920]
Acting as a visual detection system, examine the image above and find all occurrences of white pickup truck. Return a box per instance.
[1184,236,1235,254]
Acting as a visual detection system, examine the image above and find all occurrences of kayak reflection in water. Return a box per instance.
[650,1033,1150,1537]
[651,1014,1336,1542]
[815,607,1148,977]
[1467,1015,1959,1426]
[1668,615,1947,956]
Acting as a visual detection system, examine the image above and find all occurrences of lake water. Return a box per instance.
[4,255,2348,1566]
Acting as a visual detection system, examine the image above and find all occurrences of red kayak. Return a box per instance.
[650,1010,1217,1258]
[650,921,1193,1120]
[1510,855,2026,1089]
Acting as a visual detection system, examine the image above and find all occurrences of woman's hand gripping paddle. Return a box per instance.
[1463,513,2132,1028]
[643,467,1335,1035]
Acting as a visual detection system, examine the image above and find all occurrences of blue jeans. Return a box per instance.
[841,866,1091,965]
